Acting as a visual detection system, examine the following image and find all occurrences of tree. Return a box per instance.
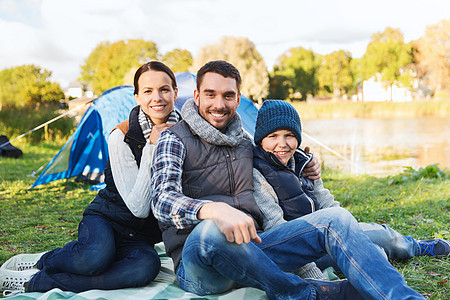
[0,65,64,108]
[270,47,320,101]
[358,27,413,101]
[317,50,353,97]
[79,40,159,95]
[162,49,193,72]
[414,19,450,95]
[191,36,269,103]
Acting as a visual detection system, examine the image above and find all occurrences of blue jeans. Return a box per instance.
[28,215,160,292]
[177,207,423,300]
[316,222,420,271]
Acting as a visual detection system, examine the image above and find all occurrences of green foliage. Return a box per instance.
[357,27,414,99]
[162,49,193,72]
[0,65,65,107]
[317,50,353,96]
[270,47,320,100]
[191,36,269,103]
[0,104,75,143]
[268,74,291,100]
[414,19,450,95]
[79,40,159,95]
[387,164,448,185]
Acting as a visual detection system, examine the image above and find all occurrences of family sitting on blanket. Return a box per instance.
[2,60,449,299]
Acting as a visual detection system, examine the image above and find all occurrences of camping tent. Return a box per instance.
[31,72,258,189]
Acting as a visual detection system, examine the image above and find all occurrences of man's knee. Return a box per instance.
[187,220,228,248]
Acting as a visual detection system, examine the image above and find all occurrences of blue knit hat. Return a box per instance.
[254,100,302,146]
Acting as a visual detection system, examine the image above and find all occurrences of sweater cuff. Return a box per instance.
[294,262,326,280]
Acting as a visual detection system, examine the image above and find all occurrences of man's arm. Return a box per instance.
[151,130,210,229]
[302,146,321,180]
[151,129,260,244]
[197,202,261,244]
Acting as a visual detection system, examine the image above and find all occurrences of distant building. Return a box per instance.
[65,82,94,99]
[361,74,412,102]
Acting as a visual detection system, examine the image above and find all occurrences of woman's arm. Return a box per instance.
[108,129,155,218]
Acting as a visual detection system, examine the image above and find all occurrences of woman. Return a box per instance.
[1,61,181,296]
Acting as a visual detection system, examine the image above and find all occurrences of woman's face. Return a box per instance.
[260,129,298,166]
[134,70,177,125]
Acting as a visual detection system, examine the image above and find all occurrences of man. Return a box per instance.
[151,60,424,299]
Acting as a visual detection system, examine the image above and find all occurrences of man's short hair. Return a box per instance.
[196,60,242,93]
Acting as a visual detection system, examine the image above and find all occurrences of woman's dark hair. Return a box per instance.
[133,61,177,95]
[196,60,242,93]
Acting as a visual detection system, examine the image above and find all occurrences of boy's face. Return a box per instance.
[261,129,298,166]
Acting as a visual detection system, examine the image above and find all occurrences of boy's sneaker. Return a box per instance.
[418,239,450,256]
[1,252,46,271]
[304,278,364,300]
[1,269,38,296]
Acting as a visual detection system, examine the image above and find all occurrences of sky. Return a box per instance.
[0,0,448,89]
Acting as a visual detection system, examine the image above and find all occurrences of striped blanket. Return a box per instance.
[7,243,268,300]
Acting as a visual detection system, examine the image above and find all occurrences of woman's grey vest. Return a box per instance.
[162,120,263,271]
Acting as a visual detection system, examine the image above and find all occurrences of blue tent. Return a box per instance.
[31,72,258,189]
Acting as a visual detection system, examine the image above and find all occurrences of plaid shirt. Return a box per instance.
[150,129,210,229]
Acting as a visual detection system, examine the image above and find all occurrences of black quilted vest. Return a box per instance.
[83,106,162,245]
[253,145,318,221]
[162,120,263,270]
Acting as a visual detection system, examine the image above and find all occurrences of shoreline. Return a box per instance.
[290,99,450,120]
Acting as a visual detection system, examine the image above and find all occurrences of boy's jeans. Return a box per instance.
[28,215,160,292]
[316,221,419,271]
[177,207,423,300]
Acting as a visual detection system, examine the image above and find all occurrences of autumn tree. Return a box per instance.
[162,49,193,72]
[270,47,320,101]
[0,65,64,108]
[414,19,450,96]
[79,40,159,95]
[191,36,269,103]
[358,27,413,101]
[317,50,353,97]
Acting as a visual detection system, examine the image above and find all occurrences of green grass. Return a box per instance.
[323,165,450,299]
[0,141,449,299]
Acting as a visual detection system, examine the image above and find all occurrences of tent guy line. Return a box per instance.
[0,101,93,149]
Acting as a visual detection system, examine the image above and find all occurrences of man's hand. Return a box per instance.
[303,146,321,180]
[149,124,173,145]
[198,202,262,245]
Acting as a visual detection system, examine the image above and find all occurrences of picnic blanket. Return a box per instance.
[7,243,268,300]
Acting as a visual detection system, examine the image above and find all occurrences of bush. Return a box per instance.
[0,104,75,143]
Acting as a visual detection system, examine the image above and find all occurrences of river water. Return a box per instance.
[301,117,450,176]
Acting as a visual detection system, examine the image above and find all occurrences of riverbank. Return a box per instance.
[291,99,450,120]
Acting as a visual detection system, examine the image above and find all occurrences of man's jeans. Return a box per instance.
[316,222,420,271]
[28,215,160,293]
[177,207,423,300]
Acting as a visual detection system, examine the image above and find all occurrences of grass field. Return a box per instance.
[0,140,449,299]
